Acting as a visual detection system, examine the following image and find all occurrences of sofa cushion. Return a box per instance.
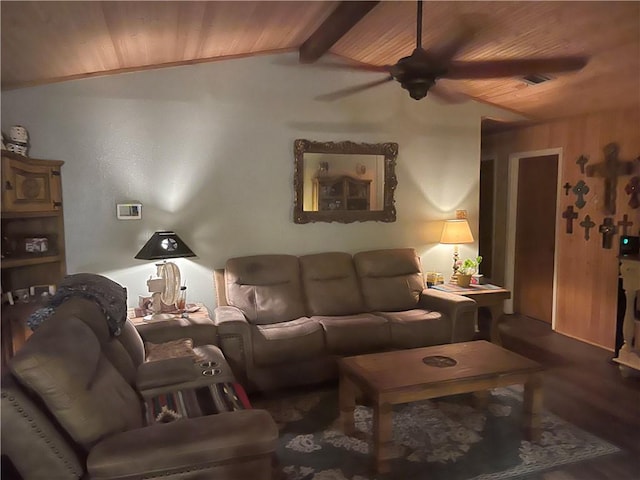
[300,252,365,316]
[375,309,452,348]
[252,318,325,366]
[10,316,144,449]
[225,255,306,325]
[315,314,390,355]
[52,299,145,386]
[354,248,425,311]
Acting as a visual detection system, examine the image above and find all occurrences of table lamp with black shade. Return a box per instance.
[135,230,196,321]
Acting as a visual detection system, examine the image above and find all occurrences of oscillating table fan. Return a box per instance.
[145,261,181,321]
[134,230,196,322]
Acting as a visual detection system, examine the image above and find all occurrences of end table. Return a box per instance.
[128,302,217,347]
[431,284,511,344]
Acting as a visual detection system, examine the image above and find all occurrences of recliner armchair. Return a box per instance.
[2,288,278,479]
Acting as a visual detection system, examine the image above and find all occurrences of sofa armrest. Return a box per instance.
[214,306,251,330]
[419,288,477,342]
[213,306,254,386]
[136,357,199,396]
[87,409,278,479]
[137,354,237,399]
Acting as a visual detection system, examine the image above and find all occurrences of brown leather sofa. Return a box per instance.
[1,294,278,479]
[214,248,478,392]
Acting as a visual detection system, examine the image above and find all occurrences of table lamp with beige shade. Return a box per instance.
[440,213,474,284]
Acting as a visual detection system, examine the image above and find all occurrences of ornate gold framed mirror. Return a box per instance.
[293,139,398,224]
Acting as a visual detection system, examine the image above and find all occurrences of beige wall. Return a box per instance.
[1,52,518,309]
[483,107,640,349]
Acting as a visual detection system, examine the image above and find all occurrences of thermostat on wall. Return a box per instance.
[116,203,142,220]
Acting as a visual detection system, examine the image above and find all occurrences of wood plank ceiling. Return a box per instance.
[2,1,639,126]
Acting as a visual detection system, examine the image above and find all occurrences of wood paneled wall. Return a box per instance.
[482,108,640,350]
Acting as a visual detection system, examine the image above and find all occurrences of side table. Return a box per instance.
[128,302,218,347]
[431,284,511,344]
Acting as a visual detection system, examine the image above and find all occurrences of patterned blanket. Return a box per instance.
[146,382,251,424]
[27,273,128,336]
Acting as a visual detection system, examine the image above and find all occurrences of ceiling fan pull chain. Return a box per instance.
[416,0,423,49]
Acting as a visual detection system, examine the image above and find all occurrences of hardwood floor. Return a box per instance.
[497,314,640,480]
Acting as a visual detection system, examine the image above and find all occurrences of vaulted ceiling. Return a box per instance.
[2,1,639,129]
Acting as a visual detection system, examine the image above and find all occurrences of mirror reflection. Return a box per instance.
[293,140,398,224]
[302,153,385,212]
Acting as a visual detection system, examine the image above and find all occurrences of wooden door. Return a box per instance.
[514,154,558,323]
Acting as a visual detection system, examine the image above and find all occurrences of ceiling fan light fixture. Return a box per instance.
[401,79,435,100]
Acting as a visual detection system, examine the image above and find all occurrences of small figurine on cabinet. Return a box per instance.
[5,125,30,156]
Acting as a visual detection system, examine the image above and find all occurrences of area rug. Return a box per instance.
[253,385,619,480]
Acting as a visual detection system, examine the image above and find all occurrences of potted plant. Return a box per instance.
[456,256,482,287]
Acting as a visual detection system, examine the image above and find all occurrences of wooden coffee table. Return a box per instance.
[338,340,544,474]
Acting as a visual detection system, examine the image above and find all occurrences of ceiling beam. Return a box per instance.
[299,1,379,64]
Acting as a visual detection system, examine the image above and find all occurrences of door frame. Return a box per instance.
[479,156,497,278]
[505,147,563,329]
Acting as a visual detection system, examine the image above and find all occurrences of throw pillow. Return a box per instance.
[145,338,198,362]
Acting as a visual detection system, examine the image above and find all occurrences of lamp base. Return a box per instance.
[143,313,177,322]
[449,273,460,284]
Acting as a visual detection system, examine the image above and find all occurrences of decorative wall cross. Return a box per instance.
[562,206,578,233]
[572,180,589,209]
[598,217,617,249]
[625,176,639,209]
[576,155,589,174]
[580,215,595,240]
[586,143,635,215]
[563,182,572,196]
[617,214,634,236]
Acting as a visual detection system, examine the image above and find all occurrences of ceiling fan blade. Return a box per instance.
[308,62,391,73]
[276,57,390,73]
[445,56,589,79]
[315,76,394,101]
[429,82,469,104]
[425,18,479,64]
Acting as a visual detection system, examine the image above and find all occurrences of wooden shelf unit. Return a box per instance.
[1,150,66,365]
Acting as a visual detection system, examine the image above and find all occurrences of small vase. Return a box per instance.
[176,286,187,311]
[457,274,472,287]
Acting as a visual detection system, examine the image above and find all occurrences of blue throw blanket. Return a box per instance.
[27,273,128,337]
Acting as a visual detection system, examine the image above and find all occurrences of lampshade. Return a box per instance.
[440,219,474,244]
[134,231,196,260]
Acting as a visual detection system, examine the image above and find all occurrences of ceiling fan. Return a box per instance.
[316,0,588,102]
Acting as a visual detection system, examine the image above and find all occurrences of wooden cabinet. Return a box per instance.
[313,175,371,211]
[1,151,66,366]
[2,153,63,212]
